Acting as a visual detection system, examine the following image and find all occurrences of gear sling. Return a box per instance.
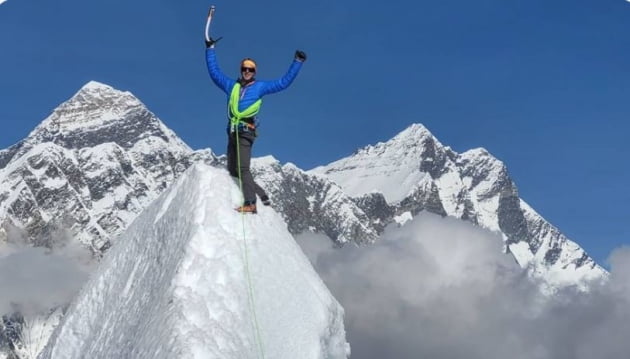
[229,83,261,134]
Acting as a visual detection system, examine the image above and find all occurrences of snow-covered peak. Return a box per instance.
[458,147,508,191]
[0,81,192,165]
[460,147,490,159]
[460,147,504,170]
[35,81,144,135]
[391,122,433,142]
[459,147,501,167]
[0,81,196,252]
[311,123,447,203]
[39,164,349,359]
[350,123,440,159]
[254,154,281,166]
[81,80,114,91]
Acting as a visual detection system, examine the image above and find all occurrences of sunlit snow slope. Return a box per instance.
[39,164,349,359]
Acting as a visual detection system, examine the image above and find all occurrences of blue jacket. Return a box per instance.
[205,48,303,114]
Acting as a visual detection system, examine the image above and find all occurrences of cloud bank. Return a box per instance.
[0,224,94,315]
[297,212,630,359]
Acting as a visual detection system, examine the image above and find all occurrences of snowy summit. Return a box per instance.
[39,164,349,359]
[312,123,437,203]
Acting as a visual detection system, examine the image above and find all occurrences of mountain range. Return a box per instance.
[0,81,606,358]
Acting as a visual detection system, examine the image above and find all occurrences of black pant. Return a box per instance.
[227,132,267,204]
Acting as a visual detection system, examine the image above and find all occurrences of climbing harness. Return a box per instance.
[229,83,262,135]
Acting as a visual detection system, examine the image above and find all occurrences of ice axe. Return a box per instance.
[205,5,222,47]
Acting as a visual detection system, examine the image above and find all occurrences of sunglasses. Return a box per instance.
[241,67,256,73]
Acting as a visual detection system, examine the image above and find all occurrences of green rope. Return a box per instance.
[235,130,266,359]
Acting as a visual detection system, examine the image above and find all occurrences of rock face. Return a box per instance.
[0,82,606,358]
[252,157,378,245]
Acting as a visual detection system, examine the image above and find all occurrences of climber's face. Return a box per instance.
[240,58,256,81]
[241,66,255,81]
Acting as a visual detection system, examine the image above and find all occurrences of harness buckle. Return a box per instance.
[229,118,256,134]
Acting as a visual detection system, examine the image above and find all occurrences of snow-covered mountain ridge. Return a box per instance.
[311,124,606,287]
[39,164,349,359]
[0,82,606,286]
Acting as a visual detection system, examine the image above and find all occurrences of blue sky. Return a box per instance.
[0,0,628,266]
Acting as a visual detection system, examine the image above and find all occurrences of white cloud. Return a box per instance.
[297,212,630,359]
[0,225,94,315]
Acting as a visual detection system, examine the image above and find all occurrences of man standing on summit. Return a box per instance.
[205,35,306,214]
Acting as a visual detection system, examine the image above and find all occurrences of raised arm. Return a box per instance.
[205,47,235,94]
[260,50,307,96]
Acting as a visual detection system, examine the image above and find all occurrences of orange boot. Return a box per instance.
[235,203,257,214]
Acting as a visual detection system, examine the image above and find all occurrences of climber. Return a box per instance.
[205,36,306,214]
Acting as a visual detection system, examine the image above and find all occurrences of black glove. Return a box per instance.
[295,50,307,62]
[205,36,223,48]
